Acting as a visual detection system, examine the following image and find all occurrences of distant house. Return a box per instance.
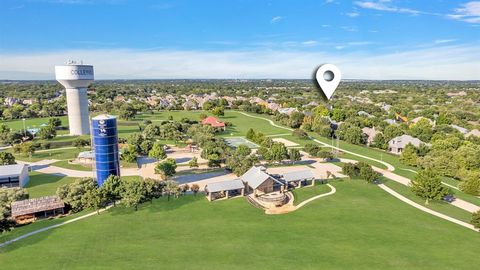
[466,129,480,138]
[450,124,468,135]
[0,164,29,188]
[11,196,65,224]
[384,119,397,125]
[201,116,225,130]
[278,108,298,116]
[240,166,284,196]
[362,127,380,146]
[205,179,245,201]
[388,135,426,154]
[358,111,374,118]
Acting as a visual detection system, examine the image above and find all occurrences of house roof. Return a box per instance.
[283,170,315,182]
[206,179,244,193]
[240,166,281,189]
[466,129,480,138]
[388,135,425,148]
[0,164,27,178]
[11,196,65,217]
[201,116,225,127]
[450,124,468,134]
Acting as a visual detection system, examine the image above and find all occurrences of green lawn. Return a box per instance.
[1,180,479,269]
[2,116,69,131]
[291,183,332,205]
[381,178,473,223]
[11,147,87,162]
[51,160,93,171]
[25,172,78,198]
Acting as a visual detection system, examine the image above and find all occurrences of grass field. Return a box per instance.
[25,172,77,198]
[1,180,479,269]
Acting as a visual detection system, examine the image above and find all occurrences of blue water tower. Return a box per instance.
[91,114,120,186]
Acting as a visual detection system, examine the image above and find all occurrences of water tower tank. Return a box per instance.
[55,64,94,135]
[91,114,120,186]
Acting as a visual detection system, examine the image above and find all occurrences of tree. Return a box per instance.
[163,180,180,201]
[288,148,301,163]
[181,184,190,194]
[19,142,35,157]
[38,125,56,140]
[56,178,97,212]
[408,119,433,142]
[148,142,166,160]
[471,211,480,229]
[399,143,419,166]
[459,171,480,196]
[236,144,251,156]
[246,128,255,141]
[410,170,450,205]
[120,178,146,211]
[199,113,208,120]
[101,175,123,206]
[188,157,199,168]
[207,153,222,167]
[81,188,104,214]
[72,138,90,149]
[0,187,28,233]
[211,106,225,117]
[120,145,137,163]
[0,152,16,165]
[288,112,305,128]
[48,117,62,128]
[358,162,380,183]
[191,184,200,196]
[342,163,359,178]
[155,158,177,179]
[119,104,137,120]
[383,125,404,141]
[372,133,387,149]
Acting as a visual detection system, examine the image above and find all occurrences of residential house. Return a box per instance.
[466,129,480,138]
[388,135,426,154]
[450,124,468,135]
[362,127,380,146]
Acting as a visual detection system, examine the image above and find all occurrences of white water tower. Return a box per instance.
[55,62,94,135]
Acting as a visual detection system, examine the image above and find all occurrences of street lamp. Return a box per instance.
[22,118,26,138]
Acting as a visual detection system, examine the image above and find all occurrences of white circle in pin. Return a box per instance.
[315,64,341,100]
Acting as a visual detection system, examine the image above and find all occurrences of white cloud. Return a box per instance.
[354,1,421,15]
[346,12,360,17]
[448,1,480,23]
[270,16,283,24]
[1,45,479,80]
[434,39,456,44]
[301,40,318,46]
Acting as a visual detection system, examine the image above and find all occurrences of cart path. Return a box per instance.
[378,184,479,232]
[295,184,336,209]
[0,205,113,249]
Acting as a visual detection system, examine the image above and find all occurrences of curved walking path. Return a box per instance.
[379,184,479,232]
[295,184,336,209]
[0,205,113,248]
[236,112,480,226]
[266,184,336,214]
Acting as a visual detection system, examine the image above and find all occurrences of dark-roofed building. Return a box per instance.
[282,170,316,189]
[0,164,29,188]
[11,196,65,224]
[205,179,245,201]
[240,166,284,196]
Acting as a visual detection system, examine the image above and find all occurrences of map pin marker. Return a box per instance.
[315,64,341,100]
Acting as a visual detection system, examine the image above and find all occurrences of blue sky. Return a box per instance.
[0,0,479,79]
